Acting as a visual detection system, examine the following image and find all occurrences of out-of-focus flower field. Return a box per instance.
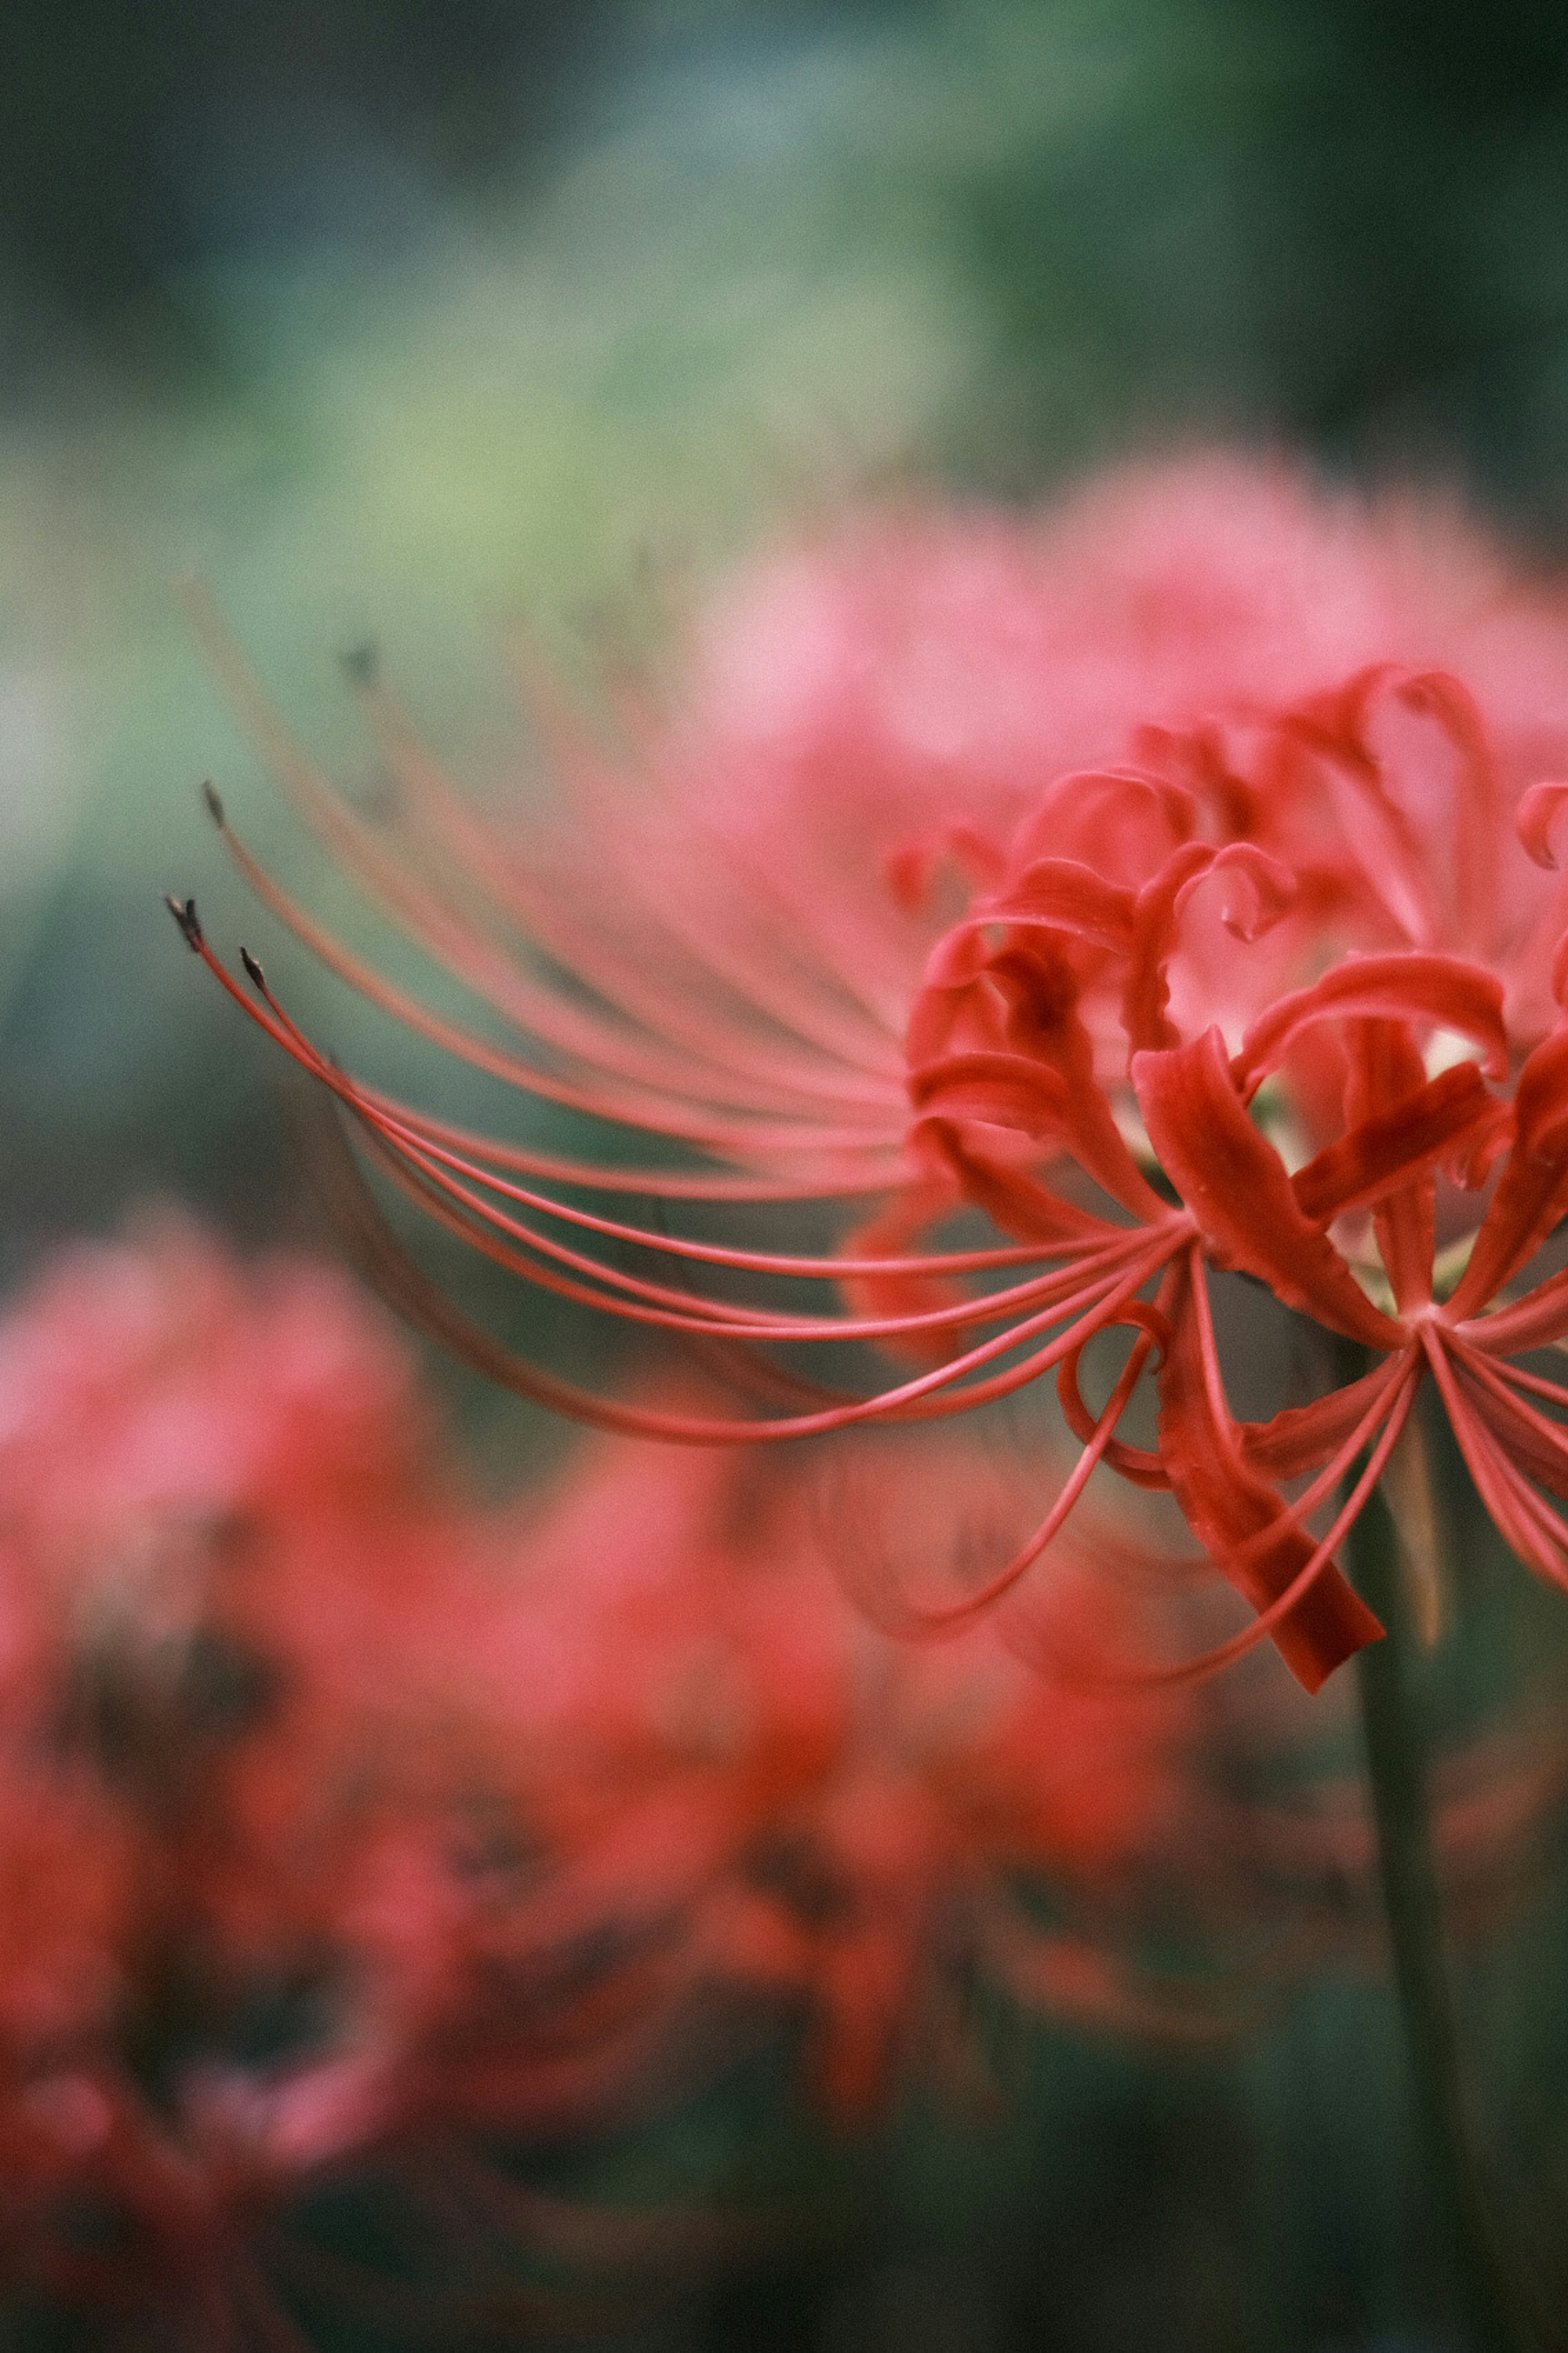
[8,2,1568,2346]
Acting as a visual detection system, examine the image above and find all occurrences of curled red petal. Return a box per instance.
[1232,953,1508,1099]
[1517,779,1568,871]
[1133,1030,1402,1348]
[911,1117,1114,1248]
[1009,767,1197,870]
[988,946,1170,1220]
[904,927,994,1066]
[1173,840,1297,946]
[1239,1357,1407,1480]
[1288,1060,1497,1227]
[987,857,1136,951]
[909,937,1167,1223]
[1156,1256,1384,1690]
[1121,841,1297,1058]
[1448,1026,1568,1319]
[1122,841,1216,1052]
[908,1050,1071,1136]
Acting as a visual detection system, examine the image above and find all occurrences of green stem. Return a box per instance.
[1345,1466,1535,2351]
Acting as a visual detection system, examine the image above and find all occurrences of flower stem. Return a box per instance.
[1345,1469,1535,2351]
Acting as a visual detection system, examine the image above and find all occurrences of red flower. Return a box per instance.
[0,1217,594,2322]
[459,1413,1215,2121]
[869,673,1568,1690]
[169,459,1568,1691]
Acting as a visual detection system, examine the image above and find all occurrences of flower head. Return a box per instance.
[172,455,1568,1689]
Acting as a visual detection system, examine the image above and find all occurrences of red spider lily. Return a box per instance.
[882,700,1568,1693]
[457,1416,1231,2122]
[0,1217,688,2332]
[168,462,1568,1696]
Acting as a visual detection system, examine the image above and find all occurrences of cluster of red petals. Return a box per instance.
[0,1218,1226,2330]
[9,1213,1562,2338]
[893,660,1568,1691]
[462,1421,1220,2124]
[172,457,1568,1695]
[0,1216,657,2331]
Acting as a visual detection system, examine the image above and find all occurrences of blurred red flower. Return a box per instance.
[0,1210,1557,2343]
[0,1215,547,2326]
[459,1413,1225,2123]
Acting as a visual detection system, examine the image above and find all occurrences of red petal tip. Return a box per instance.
[1517,780,1568,871]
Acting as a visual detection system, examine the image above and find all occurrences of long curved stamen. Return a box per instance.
[207,803,906,1154]
[837,1317,1163,1637]
[370,1119,1184,1411]
[349,664,911,1079]
[344,1088,910,1201]
[353,1099,1117,1295]
[294,1099,1183,1443]
[1074,1359,1421,1690]
[189,599,910,1123]
[1200,1352,1417,1583]
[1454,1259,1568,1357]
[362,1112,1157,1348]
[172,583,1568,1709]
[230,927,1139,1305]
[500,623,925,1034]
[1423,1326,1568,1589]
[1445,1333,1568,1446]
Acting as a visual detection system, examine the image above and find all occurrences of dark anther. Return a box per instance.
[201,780,225,829]
[240,947,267,993]
[163,894,203,951]
[339,640,379,687]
